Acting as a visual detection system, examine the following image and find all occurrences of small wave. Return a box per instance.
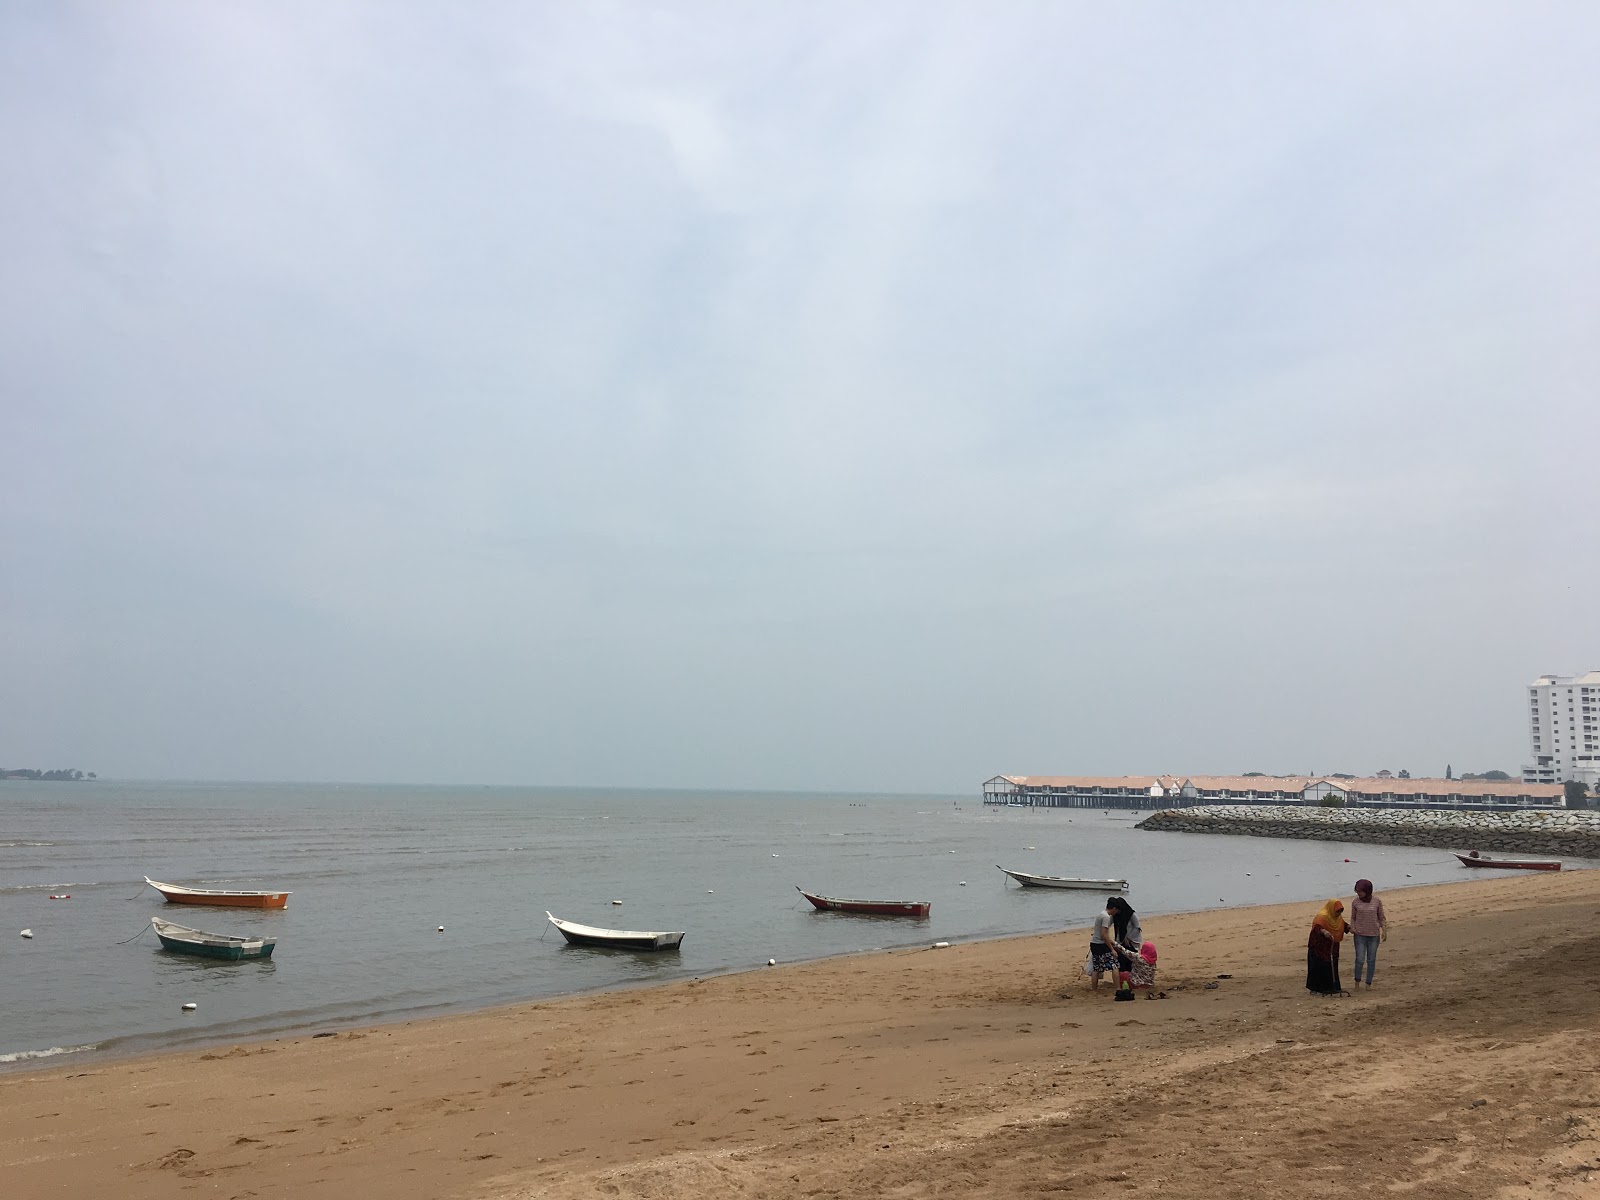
[0,1043,97,1064]
[0,841,56,848]
[0,882,100,894]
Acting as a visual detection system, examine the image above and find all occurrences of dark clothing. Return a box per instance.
[1306,926,1342,995]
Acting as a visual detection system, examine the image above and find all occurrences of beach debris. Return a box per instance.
[611,900,623,905]
[437,925,445,932]
[767,958,776,966]
[1026,846,1036,851]
[1244,873,1251,877]
[959,881,966,886]
[771,853,779,857]
[706,890,714,894]
[1204,982,1219,990]
[313,1031,336,1039]
[1471,1098,1488,1108]
[19,929,32,938]
[931,941,950,949]
[49,894,70,899]
[181,1002,197,1011]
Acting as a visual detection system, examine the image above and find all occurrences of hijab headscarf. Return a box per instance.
[1139,940,1158,964]
[1110,897,1135,944]
[1354,879,1373,900]
[1312,899,1345,942]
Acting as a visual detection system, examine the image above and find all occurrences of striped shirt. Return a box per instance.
[1349,896,1386,937]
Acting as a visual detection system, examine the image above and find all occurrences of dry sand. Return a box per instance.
[5,871,1600,1199]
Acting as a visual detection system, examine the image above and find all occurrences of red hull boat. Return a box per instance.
[145,877,291,909]
[1453,853,1561,872]
[797,887,931,918]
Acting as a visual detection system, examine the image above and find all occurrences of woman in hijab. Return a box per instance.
[1348,879,1387,989]
[1110,897,1143,972]
[1306,898,1347,995]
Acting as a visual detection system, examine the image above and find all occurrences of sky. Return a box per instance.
[2,3,1597,791]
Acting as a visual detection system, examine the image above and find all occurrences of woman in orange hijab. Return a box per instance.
[1306,899,1347,995]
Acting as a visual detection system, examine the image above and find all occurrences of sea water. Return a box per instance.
[0,780,1495,1065]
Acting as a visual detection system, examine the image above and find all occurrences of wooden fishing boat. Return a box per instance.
[145,877,290,909]
[797,887,930,918]
[545,911,684,951]
[1453,852,1561,872]
[151,917,276,961]
[997,866,1128,890]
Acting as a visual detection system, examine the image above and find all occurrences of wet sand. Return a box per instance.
[4,870,1599,1199]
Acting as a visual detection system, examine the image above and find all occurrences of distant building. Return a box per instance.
[1522,671,1600,789]
[982,774,1566,809]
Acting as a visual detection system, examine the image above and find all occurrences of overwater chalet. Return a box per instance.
[981,774,1567,811]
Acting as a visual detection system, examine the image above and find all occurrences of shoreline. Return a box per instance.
[6,864,1593,1081]
[6,871,1600,1198]
[4,867,1549,1075]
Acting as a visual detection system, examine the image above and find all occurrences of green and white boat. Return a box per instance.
[151,916,277,961]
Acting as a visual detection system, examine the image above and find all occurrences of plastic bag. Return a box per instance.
[1082,952,1095,977]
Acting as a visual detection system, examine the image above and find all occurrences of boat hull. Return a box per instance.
[545,912,684,951]
[146,877,290,909]
[798,888,930,918]
[151,919,276,960]
[998,866,1127,890]
[1454,854,1560,872]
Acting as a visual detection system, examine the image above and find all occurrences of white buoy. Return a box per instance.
[707,890,714,894]
[612,899,622,905]
[437,925,444,932]
[19,929,32,939]
[771,853,779,857]
[181,1002,197,1012]
[767,958,776,966]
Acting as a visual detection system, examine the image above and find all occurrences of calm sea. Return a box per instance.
[0,780,1499,1066]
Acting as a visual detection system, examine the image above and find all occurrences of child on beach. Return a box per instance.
[1348,879,1387,989]
[1130,940,1158,991]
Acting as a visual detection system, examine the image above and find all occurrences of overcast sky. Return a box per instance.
[2,4,1597,790]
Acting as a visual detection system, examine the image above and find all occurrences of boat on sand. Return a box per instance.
[545,912,684,951]
[145,877,290,909]
[151,917,276,960]
[796,887,930,918]
[997,866,1127,890]
[1453,852,1561,872]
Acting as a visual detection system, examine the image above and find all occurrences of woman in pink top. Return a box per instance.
[1348,879,1387,989]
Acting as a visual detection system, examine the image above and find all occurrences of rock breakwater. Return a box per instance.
[1136,805,1600,858]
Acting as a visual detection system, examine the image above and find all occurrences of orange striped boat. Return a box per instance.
[145,877,291,910]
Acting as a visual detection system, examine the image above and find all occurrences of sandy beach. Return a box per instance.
[5,870,1599,1199]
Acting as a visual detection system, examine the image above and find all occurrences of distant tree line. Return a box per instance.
[0,768,96,781]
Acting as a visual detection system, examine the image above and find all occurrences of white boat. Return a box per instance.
[545,911,684,951]
[997,865,1127,890]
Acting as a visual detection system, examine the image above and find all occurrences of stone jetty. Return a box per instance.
[1136,804,1600,858]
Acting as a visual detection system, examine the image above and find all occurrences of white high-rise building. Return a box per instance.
[1522,671,1600,789]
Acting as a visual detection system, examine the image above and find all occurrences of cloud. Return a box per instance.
[1,3,1596,785]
